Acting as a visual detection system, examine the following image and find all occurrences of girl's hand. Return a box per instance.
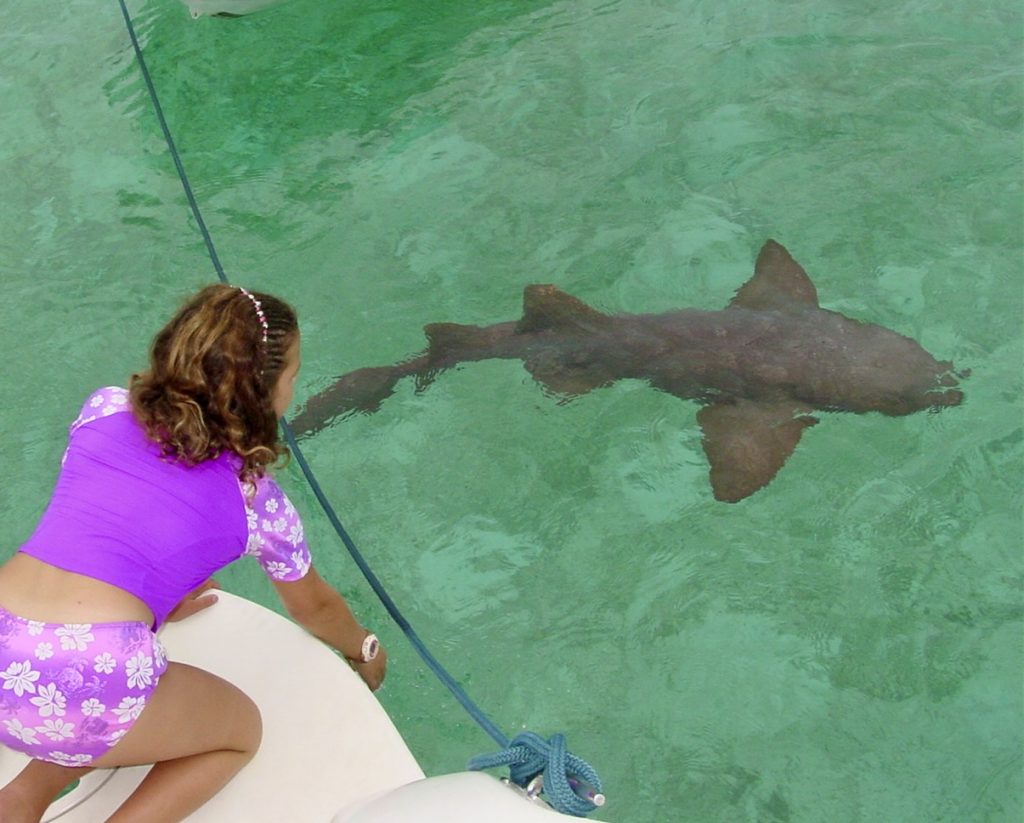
[167,579,221,622]
[350,646,388,691]
[272,569,388,690]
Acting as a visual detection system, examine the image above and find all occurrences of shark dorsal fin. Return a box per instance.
[729,240,819,312]
[516,284,611,334]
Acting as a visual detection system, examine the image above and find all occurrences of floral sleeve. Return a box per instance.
[63,387,131,464]
[241,475,312,582]
[70,387,131,435]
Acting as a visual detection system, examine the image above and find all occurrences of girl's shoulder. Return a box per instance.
[70,386,131,435]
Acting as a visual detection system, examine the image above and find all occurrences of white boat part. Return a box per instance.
[332,771,576,822]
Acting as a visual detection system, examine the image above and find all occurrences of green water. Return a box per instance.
[1,0,1021,820]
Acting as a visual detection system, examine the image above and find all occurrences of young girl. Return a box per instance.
[0,284,386,822]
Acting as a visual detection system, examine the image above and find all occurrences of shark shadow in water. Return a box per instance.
[292,241,965,502]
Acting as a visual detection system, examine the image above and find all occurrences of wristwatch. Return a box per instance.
[358,632,380,663]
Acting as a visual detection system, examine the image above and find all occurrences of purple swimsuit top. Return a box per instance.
[19,387,311,628]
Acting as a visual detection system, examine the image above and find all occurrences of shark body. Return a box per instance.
[293,241,964,501]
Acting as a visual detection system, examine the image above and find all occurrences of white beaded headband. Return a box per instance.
[237,287,269,344]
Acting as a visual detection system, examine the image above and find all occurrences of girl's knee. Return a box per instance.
[246,707,263,755]
[236,694,263,755]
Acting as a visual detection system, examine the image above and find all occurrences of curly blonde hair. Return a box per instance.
[130,284,299,481]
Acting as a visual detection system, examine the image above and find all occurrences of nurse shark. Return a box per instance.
[292,241,964,501]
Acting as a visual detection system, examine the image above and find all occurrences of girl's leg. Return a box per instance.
[91,661,263,823]
[0,660,258,823]
[0,761,89,823]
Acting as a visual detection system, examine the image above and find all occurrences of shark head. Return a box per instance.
[696,241,966,501]
[729,241,964,416]
[815,314,964,415]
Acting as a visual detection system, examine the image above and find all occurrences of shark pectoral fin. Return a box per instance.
[697,400,818,502]
[729,240,820,313]
[516,285,613,334]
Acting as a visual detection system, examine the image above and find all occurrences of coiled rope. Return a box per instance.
[116,1,603,815]
[469,732,605,817]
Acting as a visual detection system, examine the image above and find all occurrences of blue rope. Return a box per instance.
[117,1,603,815]
[469,732,605,817]
[280,422,510,748]
[117,0,227,283]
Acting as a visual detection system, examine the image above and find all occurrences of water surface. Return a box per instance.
[0,1,1020,820]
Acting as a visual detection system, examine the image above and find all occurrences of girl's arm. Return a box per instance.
[272,568,387,691]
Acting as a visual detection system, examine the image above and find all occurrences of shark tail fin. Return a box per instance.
[516,284,612,334]
[289,364,406,436]
[730,240,820,313]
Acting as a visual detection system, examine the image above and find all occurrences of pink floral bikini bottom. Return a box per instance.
[0,604,167,766]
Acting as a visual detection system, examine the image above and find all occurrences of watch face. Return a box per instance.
[361,633,379,662]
